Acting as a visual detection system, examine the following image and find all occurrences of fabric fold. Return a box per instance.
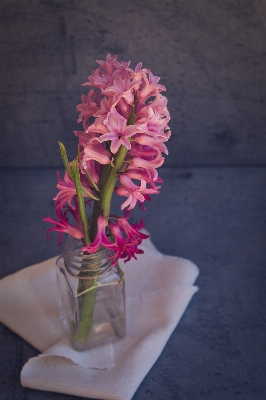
[0,236,199,400]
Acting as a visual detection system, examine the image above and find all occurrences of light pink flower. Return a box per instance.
[130,66,149,91]
[94,96,116,124]
[113,57,131,70]
[85,120,109,135]
[74,130,100,149]
[116,97,131,115]
[76,89,101,130]
[98,108,143,154]
[133,134,169,155]
[96,53,118,75]
[138,71,166,100]
[84,54,131,90]
[82,137,111,165]
[129,143,165,170]
[84,66,112,89]
[80,157,102,185]
[124,165,162,186]
[136,106,170,138]
[75,131,109,183]
[133,140,165,158]
[102,75,141,105]
[116,174,160,210]
[148,92,170,118]
[124,166,151,183]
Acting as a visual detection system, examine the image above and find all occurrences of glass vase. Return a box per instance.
[56,235,126,351]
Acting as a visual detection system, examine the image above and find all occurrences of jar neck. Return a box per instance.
[63,235,113,278]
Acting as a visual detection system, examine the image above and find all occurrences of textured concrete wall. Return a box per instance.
[1,0,266,167]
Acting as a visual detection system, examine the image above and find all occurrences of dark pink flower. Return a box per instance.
[108,215,149,263]
[82,213,150,265]
[44,202,84,245]
[53,171,93,209]
[117,213,149,242]
[82,215,115,254]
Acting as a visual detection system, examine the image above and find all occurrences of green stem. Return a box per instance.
[100,145,128,217]
[58,141,73,178]
[72,160,90,245]
[90,200,100,241]
[100,164,112,189]
[74,277,97,343]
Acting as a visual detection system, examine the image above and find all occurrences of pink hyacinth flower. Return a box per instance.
[82,215,115,254]
[43,203,84,245]
[84,64,113,90]
[116,174,160,210]
[102,75,141,105]
[134,134,169,155]
[82,137,111,166]
[53,171,93,209]
[76,89,101,130]
[98,108,143,154]
[94,96,116,124]
[107,222,141,264]
[138,71,166,100]
[96,53,118,75]
[117,213,149,242]
[108,215,149,263]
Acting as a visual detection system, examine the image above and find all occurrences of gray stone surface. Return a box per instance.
[1,0,266,167]
[1,166,265,399]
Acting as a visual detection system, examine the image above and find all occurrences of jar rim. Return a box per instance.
[63,235,114,278]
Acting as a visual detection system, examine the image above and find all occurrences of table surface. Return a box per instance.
[1,166,266,400]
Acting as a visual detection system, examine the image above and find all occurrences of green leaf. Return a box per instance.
[72,160,90,245]
[58,141,73,178]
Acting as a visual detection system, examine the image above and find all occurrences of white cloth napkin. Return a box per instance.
[0,236,199,400]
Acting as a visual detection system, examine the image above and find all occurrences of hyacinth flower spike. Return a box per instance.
[44,54,170,345]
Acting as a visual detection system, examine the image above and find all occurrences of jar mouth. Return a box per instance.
[63,235,114,277]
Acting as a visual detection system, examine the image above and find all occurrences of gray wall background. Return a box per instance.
[1,3,266,399]
[1,0,266,168]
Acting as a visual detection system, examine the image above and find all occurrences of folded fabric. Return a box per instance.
[0,236,199,400]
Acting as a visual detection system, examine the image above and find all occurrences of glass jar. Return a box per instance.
[56,235,126,351]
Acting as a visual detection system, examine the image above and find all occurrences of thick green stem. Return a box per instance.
[72,160,90,245]
[74,277,97,343]
[100,145,128,217]
[90,200,100,241]
[100,164,112,189]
